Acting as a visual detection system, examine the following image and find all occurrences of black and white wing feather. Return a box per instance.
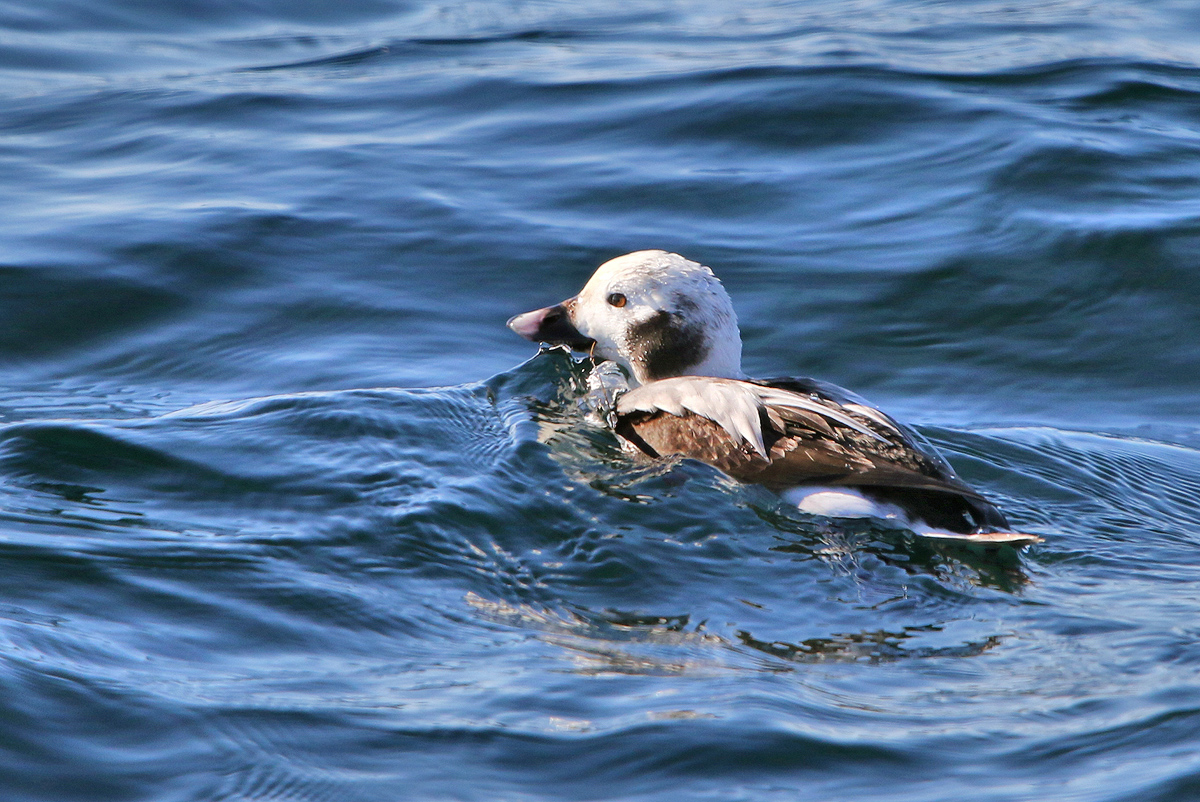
[613,376,1008,533]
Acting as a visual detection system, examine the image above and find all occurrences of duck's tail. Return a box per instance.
[917,530,1043,546]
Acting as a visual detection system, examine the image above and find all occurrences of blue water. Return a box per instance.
[4,2,1200,800]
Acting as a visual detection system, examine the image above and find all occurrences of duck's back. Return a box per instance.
[614,375,1008,534]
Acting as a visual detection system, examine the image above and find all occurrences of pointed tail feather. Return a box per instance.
[917,530,1043,546]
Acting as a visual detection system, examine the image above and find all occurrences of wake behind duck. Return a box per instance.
[508,250,1040,546]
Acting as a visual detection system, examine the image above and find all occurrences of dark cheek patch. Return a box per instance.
[630,310,710,380]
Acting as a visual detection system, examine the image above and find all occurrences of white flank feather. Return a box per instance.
[618,377,768,457]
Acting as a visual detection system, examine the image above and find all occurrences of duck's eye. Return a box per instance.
[607,292,627,308]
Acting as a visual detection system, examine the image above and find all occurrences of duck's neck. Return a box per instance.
[678,347,744,381]
[627,337,744,385]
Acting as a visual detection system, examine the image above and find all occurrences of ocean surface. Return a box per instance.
[3,1,1200,800]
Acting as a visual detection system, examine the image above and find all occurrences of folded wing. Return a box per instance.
[614,376,1008,532]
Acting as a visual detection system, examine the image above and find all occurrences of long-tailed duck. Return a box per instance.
[508,250,1039,546]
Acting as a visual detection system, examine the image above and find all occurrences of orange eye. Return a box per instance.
[607,292,627,308]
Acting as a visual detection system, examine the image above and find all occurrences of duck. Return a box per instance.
[508,250,1039,546]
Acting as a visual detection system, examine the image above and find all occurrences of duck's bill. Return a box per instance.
[507,300,596,350]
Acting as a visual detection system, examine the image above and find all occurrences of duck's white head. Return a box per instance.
[508,250,743,385]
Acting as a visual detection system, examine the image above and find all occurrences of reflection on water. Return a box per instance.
[736,625,1005,665]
